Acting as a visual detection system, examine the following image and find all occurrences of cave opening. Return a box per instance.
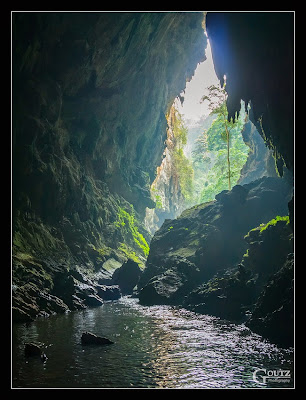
[12,13,294,385]
[145,36,276,235]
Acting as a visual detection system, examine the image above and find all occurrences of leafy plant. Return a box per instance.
[201,83,241,190]
[191,98,248,204]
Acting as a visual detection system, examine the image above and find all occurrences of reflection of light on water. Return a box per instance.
[13,297,293,388]
[123,298,293,388]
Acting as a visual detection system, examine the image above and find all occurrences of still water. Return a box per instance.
[12,297,294,388]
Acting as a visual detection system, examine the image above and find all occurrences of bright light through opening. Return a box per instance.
[176,38,219,127]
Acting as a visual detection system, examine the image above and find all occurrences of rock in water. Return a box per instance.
[112,259,142,295]
[24,342,48,361]
[81,331,114,345]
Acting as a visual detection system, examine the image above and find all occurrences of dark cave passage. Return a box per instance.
[12,11,294,388]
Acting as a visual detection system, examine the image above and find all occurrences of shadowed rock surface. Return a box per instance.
[138,177,292,305]
[12,12,206,319]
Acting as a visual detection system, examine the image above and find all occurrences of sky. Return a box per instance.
[176,37,220,127]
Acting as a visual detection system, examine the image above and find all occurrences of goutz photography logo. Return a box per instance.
[253,368,291,385]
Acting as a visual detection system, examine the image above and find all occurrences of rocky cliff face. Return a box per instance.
[138,177,292,299]
[238,116,278,185]
[12,12,206,319]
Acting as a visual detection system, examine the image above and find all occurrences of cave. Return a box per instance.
[12,12,294,389]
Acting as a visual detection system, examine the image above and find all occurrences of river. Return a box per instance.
[12,297,294,388]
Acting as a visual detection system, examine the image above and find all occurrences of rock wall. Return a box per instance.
[12,12,206,318]
[138,177,292,303]
[206,12,294,175]
[238,115,278,185]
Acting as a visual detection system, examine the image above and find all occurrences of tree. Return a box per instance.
[201,82,237,190]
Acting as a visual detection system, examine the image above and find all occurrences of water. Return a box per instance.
[12,297,294,388]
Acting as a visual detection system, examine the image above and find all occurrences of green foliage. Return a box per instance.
[192,98,248,204]
[94,245,112,262]
[172,109,188,149]
[201,83,243,191]
[117,243,143,267]
[151,187,163,209]
[114,207,150,257]
[258,216,290,233]
[170,106,194,205]
[154,195,163,209]
[244,216,290,241]
[172,148,194,203]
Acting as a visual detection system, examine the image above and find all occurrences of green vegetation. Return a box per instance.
[93,245,112,263]
[192,98,249,204]
[114,207,150,257]
[170,105,194,205]
[151,187,163,209]
[245,216,290,240]
[149,90,249,217]
[117,243,143,266]
[155,195,163,209]
[258,215,290,233]
[172,148,194,204]
[201,83,239,190]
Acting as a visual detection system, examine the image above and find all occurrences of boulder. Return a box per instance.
[96,284,121,301]
[24,342,48,361]
[112,259,142,295]
[12,282,69,322]
[81,331,114,345]
[183,216,294,347]
[84,294,103,307]
[139,258,200,306]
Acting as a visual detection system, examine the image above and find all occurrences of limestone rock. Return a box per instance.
[96,284,121,301]
[246,254,294,348]
[12,12,206,318]
[139,258,200,306]
[138,177,292,307]
[112,259,142,295]
[81,331,114,345]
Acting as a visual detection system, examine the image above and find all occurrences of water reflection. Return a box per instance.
[12,298,293,388]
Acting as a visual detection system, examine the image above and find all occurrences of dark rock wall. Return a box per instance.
[206,12,294,175]
[138,177,292,303]
[238,116,278,185]
[12,12,206,316]
[13,12,206,219]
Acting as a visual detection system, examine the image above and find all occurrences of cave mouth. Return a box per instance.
[145,37,274,235]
